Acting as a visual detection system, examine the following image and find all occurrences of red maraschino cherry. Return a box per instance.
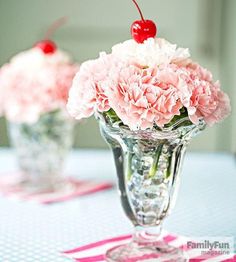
[131,0,157,44]
[35,40,57,54]
[34,17,67,55]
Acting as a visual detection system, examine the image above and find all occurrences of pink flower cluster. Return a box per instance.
[0,48,78,123]
[67,38,230,130]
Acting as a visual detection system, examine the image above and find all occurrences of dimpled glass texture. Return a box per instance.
[8,110,74,193]
[99,113,205,262]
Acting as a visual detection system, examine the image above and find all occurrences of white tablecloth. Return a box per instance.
[0,149,235,261]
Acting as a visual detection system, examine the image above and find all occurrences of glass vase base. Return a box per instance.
[17,177,74,194]
[105,242,187,262]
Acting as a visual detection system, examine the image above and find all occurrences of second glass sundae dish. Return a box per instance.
[0,20,78,193]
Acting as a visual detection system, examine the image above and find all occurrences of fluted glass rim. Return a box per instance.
[97,111,206,139]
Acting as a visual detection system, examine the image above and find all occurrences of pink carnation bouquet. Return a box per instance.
[0,47,78,124]
[0,18,79,193]
[66,2,232,260]
[67,37,230,130]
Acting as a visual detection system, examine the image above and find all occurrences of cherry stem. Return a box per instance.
[44,16,68,40]
[132,0,145,21]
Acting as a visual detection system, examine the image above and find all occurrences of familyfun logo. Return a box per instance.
[186,237,234,257]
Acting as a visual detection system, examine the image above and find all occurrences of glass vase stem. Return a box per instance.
[133,225,162,245]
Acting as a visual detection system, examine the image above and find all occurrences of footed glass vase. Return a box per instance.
[99,115,205,261]
[8,110,74,193]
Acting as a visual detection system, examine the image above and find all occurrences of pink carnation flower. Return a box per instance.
[0,48,78,123]
[183,63,231,125]
[105,64,188,130]
[67,53,120,119]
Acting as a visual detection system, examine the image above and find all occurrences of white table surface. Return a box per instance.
[0,148,235,262]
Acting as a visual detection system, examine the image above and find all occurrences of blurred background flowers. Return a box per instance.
[0,0,235,151]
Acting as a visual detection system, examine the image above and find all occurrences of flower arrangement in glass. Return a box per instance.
[67,2,230,260]
[0,35,78,193]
